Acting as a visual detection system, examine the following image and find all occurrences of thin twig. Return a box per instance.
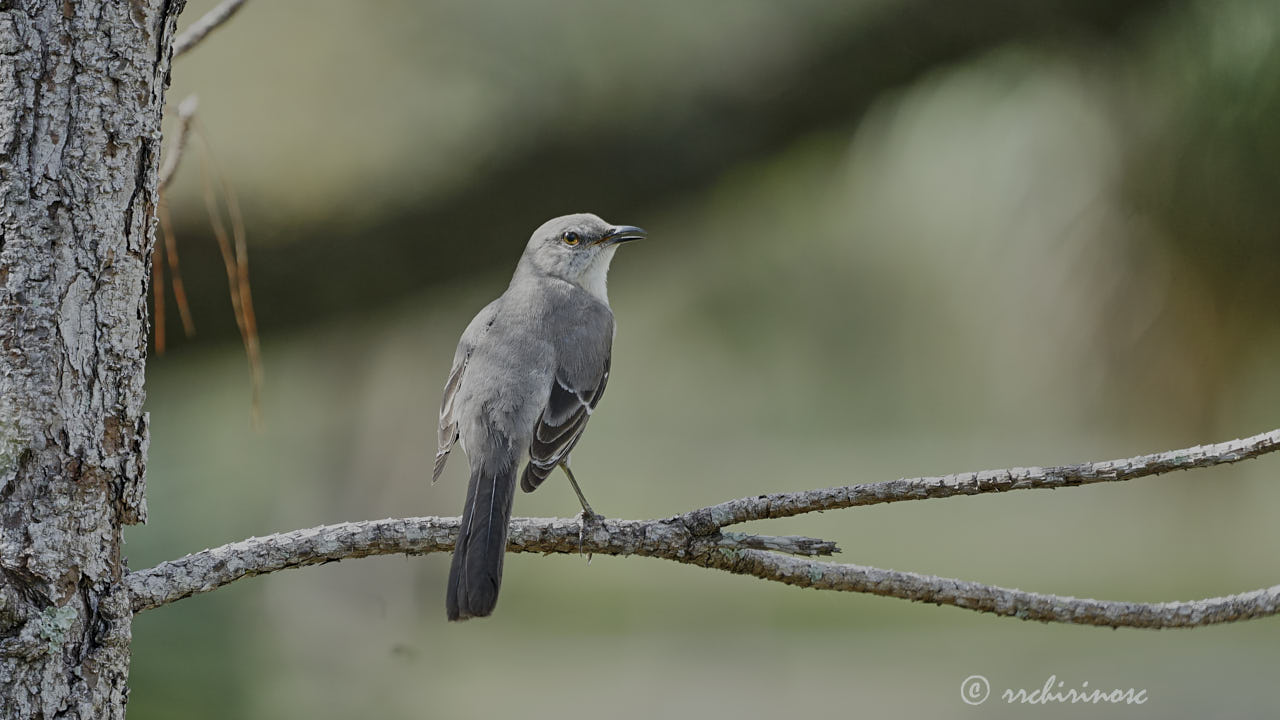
[153,94,198,350]
[157,198,196,338]
[680,428,1280,534]
[172,0,249,58]
[158,95,198,191]
[152,235,165,354]
[195,121,263,425]
[197,126,246,346]
[700,549,1280,629]
[219,149,263,427]
[124,428,1280,628]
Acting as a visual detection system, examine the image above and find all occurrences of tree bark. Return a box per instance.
[0,2,184,718]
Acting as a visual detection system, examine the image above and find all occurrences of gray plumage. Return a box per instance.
[434,213,645,621]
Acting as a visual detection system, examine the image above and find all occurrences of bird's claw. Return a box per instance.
[576,509,605,562]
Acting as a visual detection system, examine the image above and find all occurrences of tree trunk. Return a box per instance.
[0,2,183,718]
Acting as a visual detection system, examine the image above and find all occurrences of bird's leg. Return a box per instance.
[560,463,603,559]
[559,462,597,518]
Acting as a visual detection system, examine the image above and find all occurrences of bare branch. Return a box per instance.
[123,514,1280,629]
[124,427,1280,627]
[172,0,248,58]
[701,551,1280,629]
[153,94,198,356]
[158,95,198,191]
[681,427,1280,534]
[123,517,836,613]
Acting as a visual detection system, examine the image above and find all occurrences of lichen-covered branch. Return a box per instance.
[124,515,1280,630]
[124,428,1280,628]
[700,550,1280,629]
[123,517,837,613]
[680,427,1280,534]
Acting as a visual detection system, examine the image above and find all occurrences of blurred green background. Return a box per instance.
[128,0,1280,717]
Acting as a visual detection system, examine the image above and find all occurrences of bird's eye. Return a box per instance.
[562,231,580,246]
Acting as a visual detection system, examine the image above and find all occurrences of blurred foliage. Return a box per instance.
[157,0,1167,332]
[1130,0,1280,281]
[131,0,1280,718]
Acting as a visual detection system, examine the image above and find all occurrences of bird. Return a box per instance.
[433,213,646,621]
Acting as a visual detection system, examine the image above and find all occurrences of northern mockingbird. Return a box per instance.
[433,213,646,621]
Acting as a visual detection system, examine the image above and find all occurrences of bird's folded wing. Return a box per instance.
[521,353,610,491]
[434,299,501,483]
[433,353,468,482]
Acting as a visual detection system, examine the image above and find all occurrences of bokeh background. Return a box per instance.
[128,1,1280,717]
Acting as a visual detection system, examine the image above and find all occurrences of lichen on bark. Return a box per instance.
[0,2,185,718]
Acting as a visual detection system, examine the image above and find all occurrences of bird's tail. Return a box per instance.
[447,458,517,621]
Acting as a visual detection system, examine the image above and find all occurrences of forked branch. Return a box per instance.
[125,428,1280,628]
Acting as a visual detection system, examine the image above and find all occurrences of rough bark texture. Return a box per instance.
[0,2,184,718]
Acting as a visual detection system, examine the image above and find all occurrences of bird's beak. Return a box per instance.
[597,225,647,246]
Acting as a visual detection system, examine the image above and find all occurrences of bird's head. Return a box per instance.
[520,213,646,301]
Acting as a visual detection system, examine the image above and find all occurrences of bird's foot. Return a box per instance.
[576,509,605,562]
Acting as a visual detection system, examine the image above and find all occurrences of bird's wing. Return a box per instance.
[520,351,610,492]
[434,300,500,483]
[433,351,468,483]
